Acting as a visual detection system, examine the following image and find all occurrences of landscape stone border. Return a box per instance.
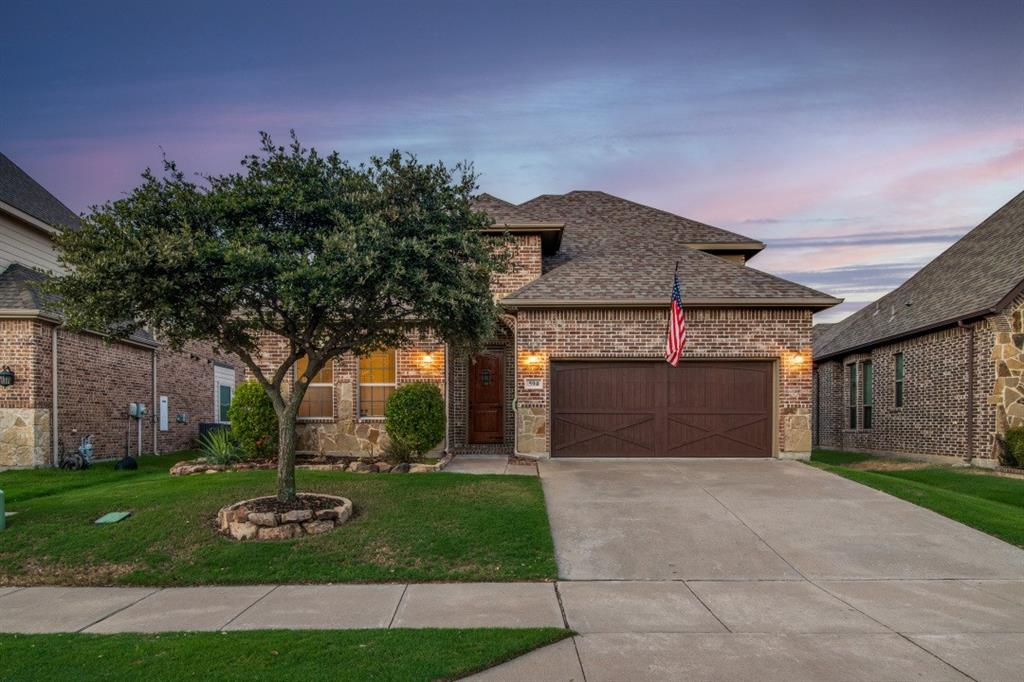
[172,451,453,477]
[217,493,353,541]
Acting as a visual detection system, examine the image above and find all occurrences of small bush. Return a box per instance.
[1003,426,1024,467]
[199,429,244,465]
[228,380,278,459]
[382,437,418,464]
[384,382,445,456]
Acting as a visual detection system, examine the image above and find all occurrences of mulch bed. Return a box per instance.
[244,494,341,514]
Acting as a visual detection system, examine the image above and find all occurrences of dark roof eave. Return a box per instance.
[813,308,994,362]
[0,308,160,349]
[502,296,842,311]
[481,223,565,255]
[814,275,1024,362]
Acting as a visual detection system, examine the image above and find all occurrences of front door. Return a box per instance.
[469,351,504,444]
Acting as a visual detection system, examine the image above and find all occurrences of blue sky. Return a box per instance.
[2,0,1021,321]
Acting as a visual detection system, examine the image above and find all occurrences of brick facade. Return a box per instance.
[514,307,814,456]
[490,235,542,298]
[0,319,242,468]
[813,298,1024,463]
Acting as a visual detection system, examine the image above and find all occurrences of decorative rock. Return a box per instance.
[217,493,353,541]
[247,511,278,527]
[258,523,303,540]
[372,461,391,473]
[409,464,434,473]
[302,520,335,535]
[281,509,313,523]
[348,461,372,473]
[334,501,353,523]
[228,522,259,540]
[390,463,411,474]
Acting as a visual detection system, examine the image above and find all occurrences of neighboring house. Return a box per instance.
[270,190,840,460]
[813,192,1024,465]
[0,153,242,468]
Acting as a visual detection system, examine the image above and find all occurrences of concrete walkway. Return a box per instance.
[467,458,1023,681]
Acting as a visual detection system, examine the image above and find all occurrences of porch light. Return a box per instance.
[787,353,806,366]
[420,353,435,367]
[524,353,542,365]
[0,365,13,388]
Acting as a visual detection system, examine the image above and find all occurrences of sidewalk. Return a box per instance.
[0,582,561,634]
[3,579,1023,680]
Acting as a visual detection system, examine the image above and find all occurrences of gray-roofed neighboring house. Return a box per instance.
[0,153,80,232]
[813,191,1024,467]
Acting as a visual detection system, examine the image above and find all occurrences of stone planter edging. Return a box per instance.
[217,493,353,541]
[173,452,454,477]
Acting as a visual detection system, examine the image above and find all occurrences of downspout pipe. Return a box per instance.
[959,321,975,464]
[51,325,59,467]
[152,350,158,455]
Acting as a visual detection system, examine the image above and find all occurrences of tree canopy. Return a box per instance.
[52,133,505,501]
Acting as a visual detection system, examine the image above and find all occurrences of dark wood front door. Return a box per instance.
[469,352,504,444]
[551,361,773,457]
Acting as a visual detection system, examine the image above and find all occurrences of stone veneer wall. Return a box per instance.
[514,307,814,457]
[256,333,446,456]
[0,319,52,467]
[992,294,1024,451]
[814,316,998,462]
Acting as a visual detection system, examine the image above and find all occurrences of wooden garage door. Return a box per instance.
[551,361,773,457]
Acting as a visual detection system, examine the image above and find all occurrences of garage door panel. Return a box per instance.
[552,411,656,457]
[551,361,772,458]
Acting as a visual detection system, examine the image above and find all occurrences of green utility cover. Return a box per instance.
[95,511,132,525]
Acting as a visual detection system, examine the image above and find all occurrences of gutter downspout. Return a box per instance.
[960,321,975,464]
[443,342,449,455]
[152,350,158,455]
[51,326,59,467]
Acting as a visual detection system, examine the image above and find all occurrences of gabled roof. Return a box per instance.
[814,191,1024,361]
[476,190,837,309]
[0,264,156,347]
[0,153,80,231]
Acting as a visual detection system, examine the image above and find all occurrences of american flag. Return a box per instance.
[665,268,687,366]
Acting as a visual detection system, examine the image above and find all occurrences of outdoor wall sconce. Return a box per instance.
[420,353,435,367]
[787,353,806,366]
[524,353,543,365]
[0,365,14,388]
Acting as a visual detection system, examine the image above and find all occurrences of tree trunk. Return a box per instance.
[276,407,298,503]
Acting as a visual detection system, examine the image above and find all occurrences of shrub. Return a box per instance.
[382,437,418,464]
[1003,426,1024,467]
[199,428,244,465]
[384,382,445,456]
[228,380,278,459]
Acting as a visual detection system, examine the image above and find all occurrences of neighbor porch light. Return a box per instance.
[0,365,13,388]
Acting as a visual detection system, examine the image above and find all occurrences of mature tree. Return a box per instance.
[52,133,504,502]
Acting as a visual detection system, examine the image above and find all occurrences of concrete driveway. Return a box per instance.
[470,459,1024,681]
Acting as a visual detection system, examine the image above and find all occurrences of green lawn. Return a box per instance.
[0,452,557,586]
[0,628,571,682]
[810,449,1024,547]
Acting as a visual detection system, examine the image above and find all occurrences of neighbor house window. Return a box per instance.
[296,356,334,419]
[862,361,873,429]
[214,365,235,424]
[848,363,857,429]
[894,352,904,407]
[359,349,396,418]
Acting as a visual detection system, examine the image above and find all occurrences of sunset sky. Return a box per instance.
[2,0,1021,322]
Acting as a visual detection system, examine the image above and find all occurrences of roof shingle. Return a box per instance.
[477,190,836,307]
[814,191,1024,360]
[0,153,80,231]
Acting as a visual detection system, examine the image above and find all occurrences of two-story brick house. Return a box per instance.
[813,192,1024,465]
[280,190,840,460]
[0,153,243,468]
